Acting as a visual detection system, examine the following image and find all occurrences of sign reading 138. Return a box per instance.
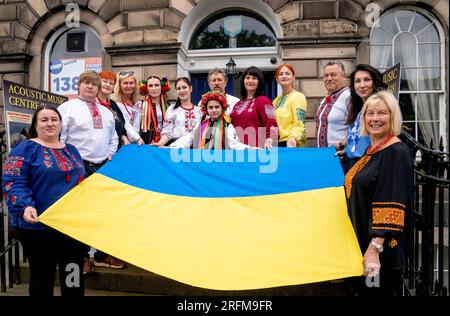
[50,58,85,96]
[52,76,79,93]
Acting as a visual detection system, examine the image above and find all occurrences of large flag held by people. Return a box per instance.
[40,145,363,290]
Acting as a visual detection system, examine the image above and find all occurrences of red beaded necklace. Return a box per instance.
[97,97,110,109]
[366,134,395,155]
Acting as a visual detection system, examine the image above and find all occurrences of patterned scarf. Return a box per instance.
[194,116,228,150]
[141,95,167,143]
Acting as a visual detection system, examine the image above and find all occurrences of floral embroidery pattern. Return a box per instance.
[4,181,12,191]
[64,148,83,169]
[235,99,255,115]
[296,108,306,122]
[10,195,17,205]
[3,156,24,176]
[42,147,81,172]
[264,104,276,120]
[184,109,197,132]
[42,148,53,168]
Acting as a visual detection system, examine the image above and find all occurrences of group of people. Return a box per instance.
[2,60,413,296]
[317,60,413,295]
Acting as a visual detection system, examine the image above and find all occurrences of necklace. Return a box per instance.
[180,103,194,111]
[366,134,394,155]
[121,98,134,115]
[97,97,110,109]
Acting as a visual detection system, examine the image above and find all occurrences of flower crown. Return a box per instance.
[138,77,171,96]
[200,91,228,114]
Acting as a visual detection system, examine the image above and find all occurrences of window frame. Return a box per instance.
[370,6,447,150]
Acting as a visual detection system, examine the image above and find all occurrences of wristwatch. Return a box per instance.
[370,240,384,253]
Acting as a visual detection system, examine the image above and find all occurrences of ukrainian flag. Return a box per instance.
[40,145,363,290]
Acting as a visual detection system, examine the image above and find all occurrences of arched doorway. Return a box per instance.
[178,1,282,104]
[44,24,103,99]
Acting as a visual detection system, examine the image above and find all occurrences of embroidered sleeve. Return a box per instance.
[1,141,36,216]
[368,145,414,238]
[161,106,175,140]
[257,96,278,141]
[227,124,249,150]
[289,93,308,145]
[170,131,194,149]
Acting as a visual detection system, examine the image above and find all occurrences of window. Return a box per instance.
[189,10,277,50]
[370,8,446,148]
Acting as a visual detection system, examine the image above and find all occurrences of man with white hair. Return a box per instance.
[315,60,350,148]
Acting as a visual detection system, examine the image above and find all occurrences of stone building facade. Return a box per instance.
[0,0,448,147]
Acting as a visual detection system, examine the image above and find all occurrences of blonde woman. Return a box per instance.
[344,91,413,295]
[112,70,144,145]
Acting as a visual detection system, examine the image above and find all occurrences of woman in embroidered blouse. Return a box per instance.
[273,64,307,147]
[170,91,249,150]
[344,91,413,296]
[97,70,129,149]
[140,76,170,144]
[230,66,278,149]
[152,77,202,147]
[2,106,86,296]
[336,64,387,173]
[111,70,144,144]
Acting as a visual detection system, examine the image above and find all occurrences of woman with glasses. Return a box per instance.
[112,70,144,145]
[273,64,308,147]
[152,77,202,147]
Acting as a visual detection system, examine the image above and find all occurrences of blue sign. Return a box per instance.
[224,16,242,37]
[49,59,63,75]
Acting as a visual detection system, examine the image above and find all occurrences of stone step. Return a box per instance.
[18,262,354,296]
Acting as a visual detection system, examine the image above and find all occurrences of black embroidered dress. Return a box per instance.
[345,142,414,270]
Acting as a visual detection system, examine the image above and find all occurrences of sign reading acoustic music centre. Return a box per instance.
[2,79,68,152]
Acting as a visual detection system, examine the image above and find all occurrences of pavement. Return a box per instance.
[0,282,149,296]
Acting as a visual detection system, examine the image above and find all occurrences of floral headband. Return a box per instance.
[139,77,171,96]
[200,91,228,114]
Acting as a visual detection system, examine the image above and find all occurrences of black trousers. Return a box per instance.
[352,269,404,296]
[17,227,85,296]
[83,159,107,177]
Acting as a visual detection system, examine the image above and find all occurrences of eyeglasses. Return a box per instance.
[118,70,135,78]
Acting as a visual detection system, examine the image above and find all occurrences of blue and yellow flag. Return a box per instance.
[40,146,363,290]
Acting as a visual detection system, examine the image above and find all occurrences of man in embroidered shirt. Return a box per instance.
[58,70,118,175]
[58,70,119,274]
[197,67,240,117]
[315,60,350,148]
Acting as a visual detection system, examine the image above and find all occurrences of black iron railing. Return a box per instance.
[0,133,22,293]
[400,130,449,296]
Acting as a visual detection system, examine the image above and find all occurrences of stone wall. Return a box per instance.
[0,0,448,145]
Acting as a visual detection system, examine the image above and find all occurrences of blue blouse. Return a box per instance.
[344,112,371,159]
[2,140,85,230]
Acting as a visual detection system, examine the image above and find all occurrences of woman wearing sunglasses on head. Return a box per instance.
[111,70,144,145]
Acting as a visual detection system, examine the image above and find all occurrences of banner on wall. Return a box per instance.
[382,63,401,100]
[1,80,68,152]
[49,57,102,99]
